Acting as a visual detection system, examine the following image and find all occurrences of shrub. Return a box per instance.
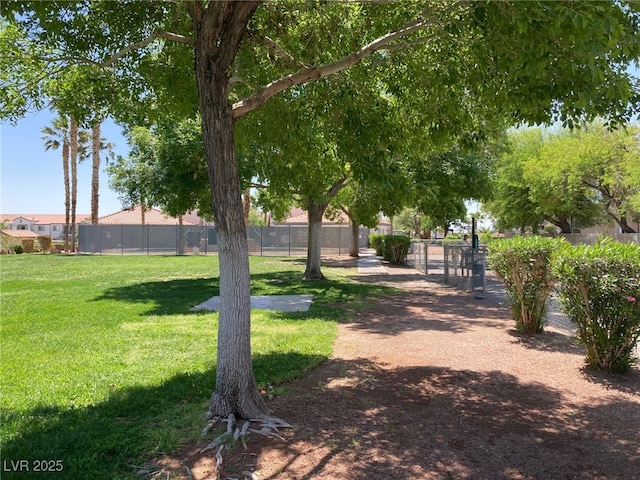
[369,234,385,256]
[488,236,565,334]
[383,235,410,265]
[13,244,24,254]
[38,235,53,252]
[553,239,640,374]
[21,239,35,253]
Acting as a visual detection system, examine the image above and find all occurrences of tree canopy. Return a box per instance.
[487,123,640,233]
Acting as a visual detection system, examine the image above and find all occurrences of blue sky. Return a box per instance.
[1,109,128,215]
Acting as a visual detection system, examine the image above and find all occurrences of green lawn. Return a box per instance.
[0,254,393,479]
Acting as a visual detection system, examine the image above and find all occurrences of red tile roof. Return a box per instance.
[1,229,40,238]
[98,205,199,225]
[277,207,350,224]
[0,214,90,225]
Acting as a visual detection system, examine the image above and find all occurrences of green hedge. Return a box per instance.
[488,236,565,334]
[554,238,640,374]
[383,235,410,265]
[369,234,385,256]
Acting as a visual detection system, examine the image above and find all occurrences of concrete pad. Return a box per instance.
[191,294,314,312]
[357,256,387,274]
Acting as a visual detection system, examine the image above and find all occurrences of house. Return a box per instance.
[274,207,392,235]
[275,207,351,225]
[97,205,201,225]
[0,214,90,241]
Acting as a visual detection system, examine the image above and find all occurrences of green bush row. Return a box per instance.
[368,234,411,265]
[488,236,640,374]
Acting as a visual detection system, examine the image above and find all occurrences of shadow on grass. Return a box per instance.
[92,276,220,315]
[92,271,395,317]
[0,352,326,480]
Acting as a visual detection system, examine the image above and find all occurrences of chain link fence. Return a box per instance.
[408,241,576,333]
[78,224,368,256]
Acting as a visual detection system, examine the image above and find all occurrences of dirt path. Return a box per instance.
[160,263,640,480]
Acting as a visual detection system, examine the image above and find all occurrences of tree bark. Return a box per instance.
[62,136,70,252]
[603,202,636,233]
[349,219,360,258]
[545,215,572,234]
[91,122,101,224]
[70,115,78,252]
[190,1,267,421]
[303,200,328,280]
[243,187,251,225]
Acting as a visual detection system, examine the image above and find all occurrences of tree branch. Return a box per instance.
[232,3,467,119]
[99,30,193,68]
[264,35,309,69]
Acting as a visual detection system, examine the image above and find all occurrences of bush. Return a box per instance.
[38,235,53,252]
[369,234,385,256]
[553,238,640,374]
[488,236,565,334]
[13,244,24,254]
[21,239,35,253]
[383,235,410,265]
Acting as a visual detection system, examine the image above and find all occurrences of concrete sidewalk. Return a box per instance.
[357,253,387,274]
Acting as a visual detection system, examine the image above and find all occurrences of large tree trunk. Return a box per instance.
[349,219,359,258]
[545,215,572,234]
[70,115,78,253]
[303,201,328,280]
[190,1,266,421]
[91,122,101,224]
[616,216,636,233]
[604,202,636,233]
[62,137,70,252]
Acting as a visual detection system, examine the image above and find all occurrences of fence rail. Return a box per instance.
[78,224,369,256]
[409,241,577,334]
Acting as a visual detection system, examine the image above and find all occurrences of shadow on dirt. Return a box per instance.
[507,329,584,355]
[345,284,511,336]
[214,358,640,480]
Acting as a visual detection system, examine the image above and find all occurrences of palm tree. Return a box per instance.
[70,118,91,252]
[41,116,71,252]
[69,116,79,252]
[90,121,115,224]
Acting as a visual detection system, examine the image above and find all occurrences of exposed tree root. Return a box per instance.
[200,413,291,479]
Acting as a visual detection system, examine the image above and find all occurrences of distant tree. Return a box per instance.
[411,145,497,235]
[41,116,71,251]
[488,128,601,233]
[393,208,421,238]
[567,123,640,233]
[329,177,409,257]
[90,122,115,224]
[106,127,156,224]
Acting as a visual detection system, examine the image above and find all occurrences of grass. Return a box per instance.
[0,254,393,479]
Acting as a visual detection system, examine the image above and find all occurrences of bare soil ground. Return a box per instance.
[153,260,640,480]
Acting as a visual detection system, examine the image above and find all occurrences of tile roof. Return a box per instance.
[0,214,90,224]
[1,229,40,238]
[277,207,350,224]
[98,205,199,225]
